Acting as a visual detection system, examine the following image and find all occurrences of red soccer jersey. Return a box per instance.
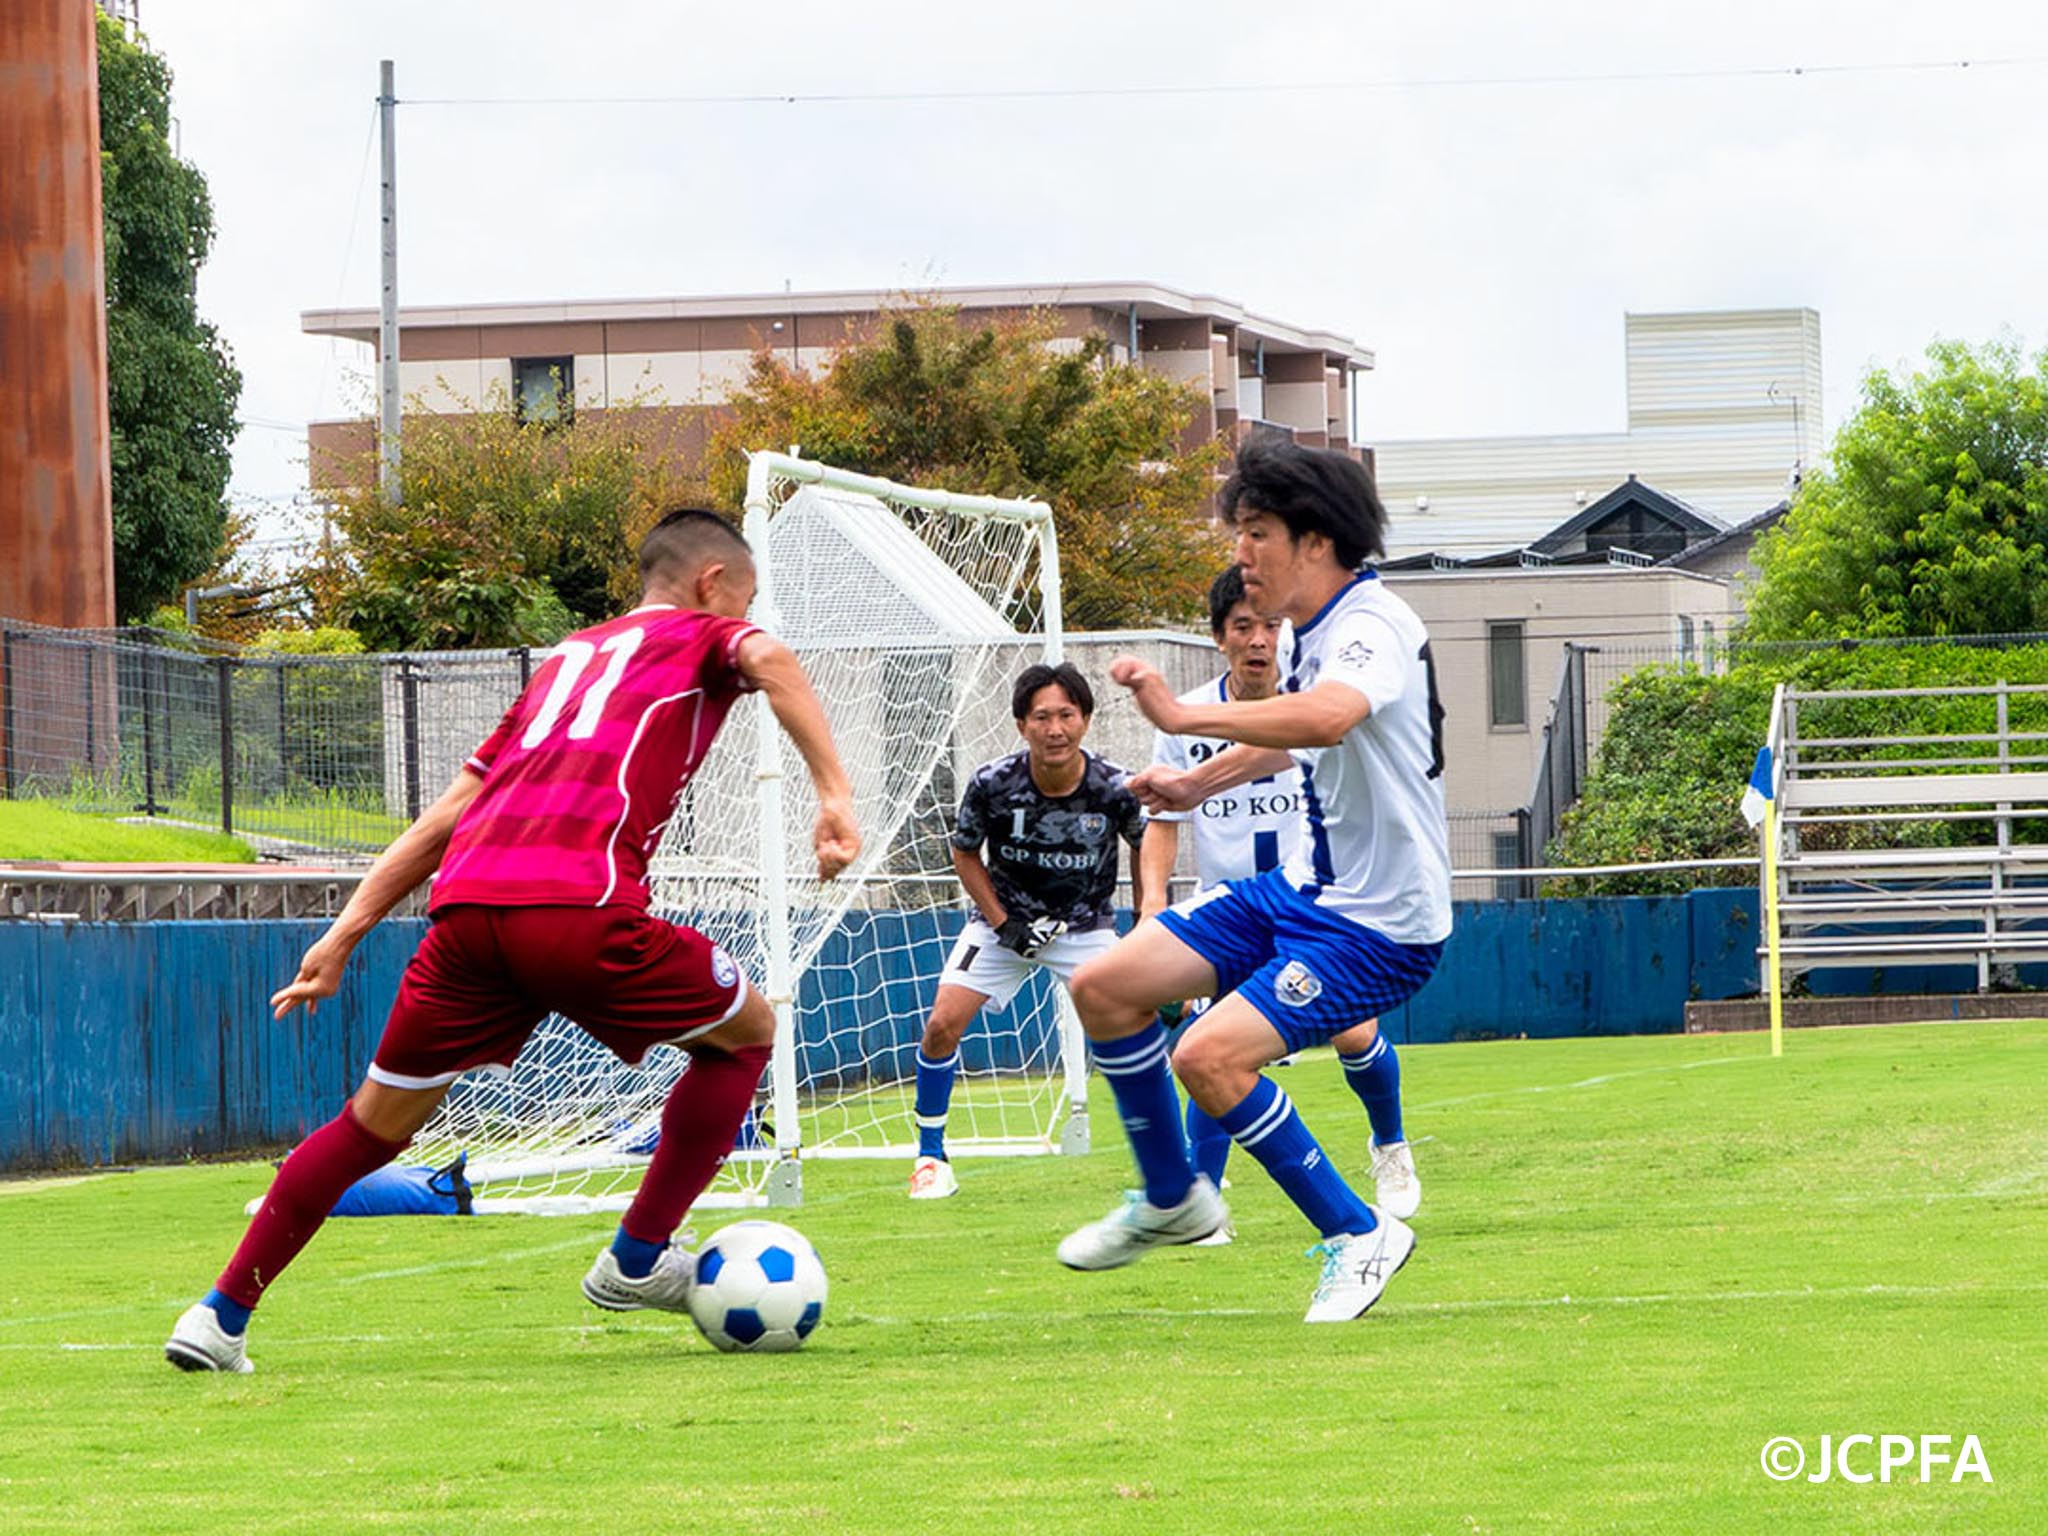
[430,605,760,912]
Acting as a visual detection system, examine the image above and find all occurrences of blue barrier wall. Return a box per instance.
[1,889,1763,1170]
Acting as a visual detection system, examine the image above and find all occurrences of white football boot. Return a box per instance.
[1304,1211,1416,1323]
[908,1155,960,1200]
[1056,1176,1228,1270]
[1370,1139,1422,1221]
[582,1238,696,1313]
[164,1302,254,1374]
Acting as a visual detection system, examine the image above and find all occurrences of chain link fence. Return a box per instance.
[0,622,532,856]
[0,621,1224,860]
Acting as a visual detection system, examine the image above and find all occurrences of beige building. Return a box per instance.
[1382,559,1739,820]
[303,280,1373,489]
[1374,308,1821,557]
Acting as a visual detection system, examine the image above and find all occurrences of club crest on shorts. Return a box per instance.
[1274,960,1323,1007]
[1078,812,1107,839]
[710,945,739,990]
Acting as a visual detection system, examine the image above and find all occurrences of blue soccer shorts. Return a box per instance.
[1157,869,1444,1053]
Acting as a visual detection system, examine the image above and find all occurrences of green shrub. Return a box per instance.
[1549,642,2048,893]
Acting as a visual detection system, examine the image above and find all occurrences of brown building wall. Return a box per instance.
[315,302,1362,498]
[0,0,115,631]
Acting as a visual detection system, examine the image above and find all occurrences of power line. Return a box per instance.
[403,53,2048,110]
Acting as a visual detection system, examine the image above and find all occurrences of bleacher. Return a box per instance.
[1763,681,2048,988]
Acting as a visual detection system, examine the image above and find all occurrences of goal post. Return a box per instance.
[410,452,1077,1210]
[738,451,1072,1202]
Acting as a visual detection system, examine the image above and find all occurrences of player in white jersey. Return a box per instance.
[1138,566,1420,1233]
[1055,436,1451,1323]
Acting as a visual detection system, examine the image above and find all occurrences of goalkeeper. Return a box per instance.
[909,662,1145,1199]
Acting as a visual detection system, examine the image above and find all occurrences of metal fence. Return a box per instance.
[0,622,532,855]
[0,620,1222,859]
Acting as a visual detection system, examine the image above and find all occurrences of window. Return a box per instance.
[1488,620,1526,728]
[513,356,574,425]
[1701,618,1717,673]
[1677,613,1697,667]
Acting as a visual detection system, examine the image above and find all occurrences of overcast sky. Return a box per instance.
[137,0,2048,518]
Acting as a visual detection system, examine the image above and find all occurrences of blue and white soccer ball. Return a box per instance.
[686,1220,828,1353]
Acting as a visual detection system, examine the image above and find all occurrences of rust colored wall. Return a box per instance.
[1,0,116,629]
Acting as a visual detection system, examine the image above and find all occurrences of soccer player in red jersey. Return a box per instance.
[166,510,859,1373]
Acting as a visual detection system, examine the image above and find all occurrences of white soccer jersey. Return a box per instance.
[1150,674,1303,891]
[1279,571,1453,945]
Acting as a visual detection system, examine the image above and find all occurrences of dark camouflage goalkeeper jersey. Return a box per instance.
[951,749,1146,933]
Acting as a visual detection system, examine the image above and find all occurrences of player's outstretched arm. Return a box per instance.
[1110,654,1367,752]
[270,769,484,1019]
[737,632,861,879]
[1129,744,1297,814]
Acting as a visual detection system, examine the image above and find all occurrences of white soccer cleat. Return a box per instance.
[1371,1139,1422,1221]
[908,1155,960,1200]
[1304,1212,1416,1323]
[1056,1176,1228,1270]
[164,1302,254,1374]
[582,1241,696,1313]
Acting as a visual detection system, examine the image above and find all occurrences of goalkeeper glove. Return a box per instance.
[997,914,1068,958]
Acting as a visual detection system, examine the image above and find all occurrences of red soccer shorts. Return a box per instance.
[367,905,751,1090]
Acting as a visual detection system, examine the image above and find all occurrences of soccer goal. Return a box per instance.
[411,452,1080,1210]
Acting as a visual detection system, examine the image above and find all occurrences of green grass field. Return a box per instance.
[2,1022,2042,1534]
[0,801,254,863]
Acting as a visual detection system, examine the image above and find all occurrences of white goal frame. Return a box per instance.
[738,452,1084,1204]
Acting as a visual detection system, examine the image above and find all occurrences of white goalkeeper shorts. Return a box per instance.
[939,918,1119,1010]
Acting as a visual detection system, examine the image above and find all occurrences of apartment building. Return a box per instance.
[303,281,1373,489]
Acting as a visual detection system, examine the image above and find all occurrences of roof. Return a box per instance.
[1379,546,1676,574]
[1528,476,1723,554]
[301,280,1370,367]
[1656,500,1792,568]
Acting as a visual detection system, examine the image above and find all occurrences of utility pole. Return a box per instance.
[378,59,401,504]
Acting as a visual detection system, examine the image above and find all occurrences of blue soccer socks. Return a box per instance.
[1340,1035,1405,1147]
[1092,1024,1195,1209]
[200,1288,251,1336]
[1216,1076,1376,1238]
[609,1227,667,1281]
[913,1049,961,1160]
[1183,1099,1233,1187]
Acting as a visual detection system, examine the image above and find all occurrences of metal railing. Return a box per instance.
[1765,680,2048,990]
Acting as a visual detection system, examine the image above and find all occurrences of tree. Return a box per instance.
[317,383,693,651]
[704,305,1229,629]
[98,13,243,622]
[1745,340,2048,640]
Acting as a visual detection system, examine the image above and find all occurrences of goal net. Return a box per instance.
[411,452,1077,1210]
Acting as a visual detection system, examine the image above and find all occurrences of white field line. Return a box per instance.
[15,1278,2048,1356]
[1409,1050,1768,1113]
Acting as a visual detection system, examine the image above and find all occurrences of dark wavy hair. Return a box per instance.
[1220,433,1387,568]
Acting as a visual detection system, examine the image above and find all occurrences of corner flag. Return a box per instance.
[1741,745,1774,828]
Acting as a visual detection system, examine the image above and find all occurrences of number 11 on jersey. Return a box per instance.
[520,626,646,748]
